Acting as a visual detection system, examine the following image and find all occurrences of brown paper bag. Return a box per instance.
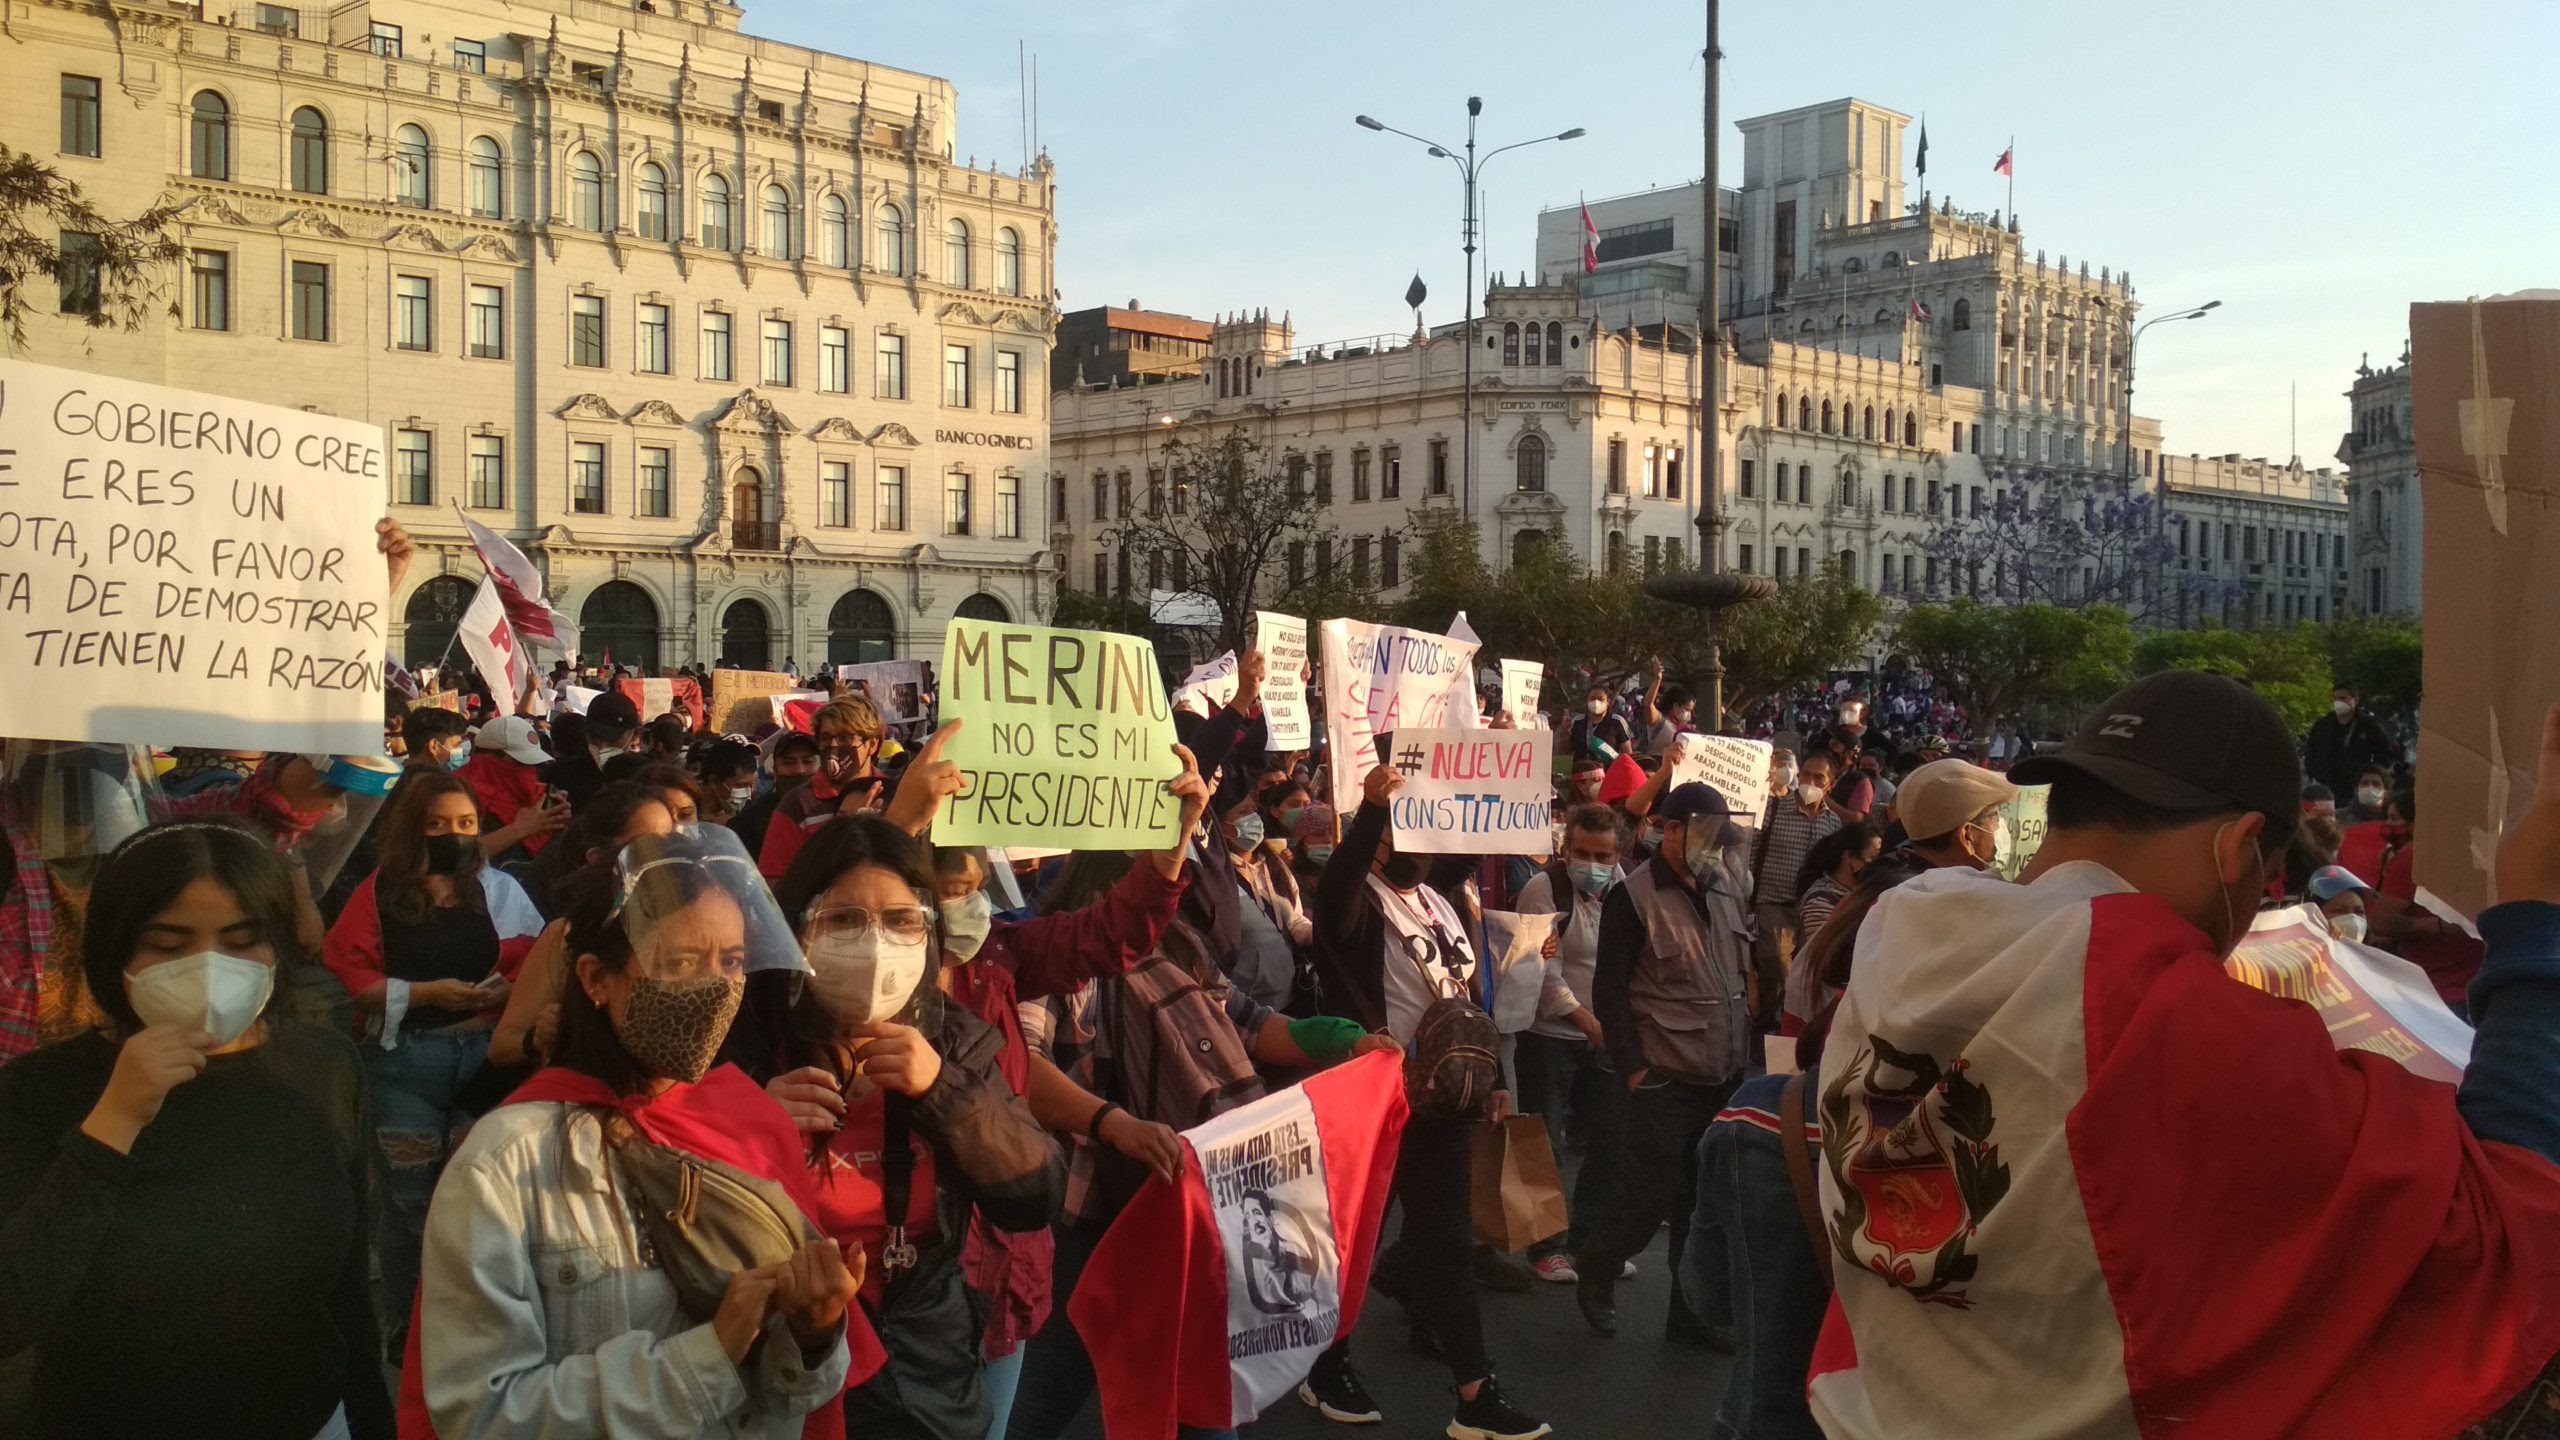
[1471,1115,1570,1253]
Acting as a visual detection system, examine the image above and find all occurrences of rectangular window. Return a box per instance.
[1381,533,1402,589]
[1798,547,1813,581]
[700,310,732,381]
[993,349,1024,414]
[392,429,432,505]
[1315,451,1334,506]
[368,20,402,56]
[1351,448,1371,503]
[1645,535,1662,575]
[1970,486,1984,518]
[819,460,851,528]
[570,441,606,513]
[1092,553,1108,595]
[944,471,972,537]
[1739,458,1755,499]
[1091,473,1108,522]
[636,302,668,373]
[1146,469,1164,519]
[566,294,604,367]
[254,5,299,36]
[1666,537,1684,570]
[1428,440,1449,496]
[875,332,907,399]
[997,472,1022,539]
[1666,448,1684,500]
[1287,541,1306,586]
[876,465,907,530]
[290,260,331,340]
[1640,443,1659,498]
[1381,445,1401,499]
[188,249,229,331]
[942,344,971,407]
[451,37,485,72]
[467,433,505,508]
[60,75,101,157]
[1738,543,1755,573]
[761,318,793,386]
[1952,422,1963,452]
[1969,423,1982,456]
[819,326,850,393]
[467,283,506,358]
[392,274,432,351]
[55,232,101,317]
[638,446,670,517]
[1352,535,1371,587]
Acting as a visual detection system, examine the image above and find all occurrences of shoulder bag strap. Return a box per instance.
[879,1091,919,1281]
[1776,1073,1834,1295]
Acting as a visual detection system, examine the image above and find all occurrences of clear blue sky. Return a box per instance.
[757,0,2557,465]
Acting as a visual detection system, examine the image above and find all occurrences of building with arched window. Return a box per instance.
[2,0,1057,668]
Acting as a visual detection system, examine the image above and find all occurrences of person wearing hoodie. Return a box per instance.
[1808,671,2560,1440]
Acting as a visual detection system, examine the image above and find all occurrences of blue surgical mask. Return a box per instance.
[1568,861,1614,897]
[1305,845,1335,866]
[1226,814,1265,852]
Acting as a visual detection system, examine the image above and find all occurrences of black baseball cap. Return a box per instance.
[2011,671,2300,829]
[1660,782,1747,848]
[585,691,641,734]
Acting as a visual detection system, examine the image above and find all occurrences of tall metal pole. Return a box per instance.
[1695,0,1727,729]
[1460,97,1481,528]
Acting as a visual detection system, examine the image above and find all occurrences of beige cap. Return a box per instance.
[1897,758,2021,841]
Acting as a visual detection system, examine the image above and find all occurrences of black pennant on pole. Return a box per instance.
[1404,273,1429,310]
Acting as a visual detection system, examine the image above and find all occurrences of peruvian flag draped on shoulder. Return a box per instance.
[1806,862,2560,1439]
[457,507,579,660]
[1070,1051,1407,1439]
[1580,201,1601,274]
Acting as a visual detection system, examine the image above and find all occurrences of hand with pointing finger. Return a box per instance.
[884,718,966,838]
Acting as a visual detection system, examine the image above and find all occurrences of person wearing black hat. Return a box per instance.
[1807,673,2560,1438]
[548,691,639,813]
[1575,781,1752,1343]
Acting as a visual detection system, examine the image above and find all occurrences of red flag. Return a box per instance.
[1580,202,1601,274]
[1993,145,2014,177]
[1071,1052,1408,1438]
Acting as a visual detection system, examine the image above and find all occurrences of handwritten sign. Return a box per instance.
[1995,783,2050,882]
[1256,612,1312,750]
[937,618,1184,850]
[0,358,389,750]
[1318,619,1480,818]
[1385,727,1556,855]
[1499,660,1544,731]
[708,668,794,733]
[1666,735,1776,824]
[2226,905,2471,1082]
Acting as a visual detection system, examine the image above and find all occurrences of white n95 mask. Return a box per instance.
[806,932,931,1025]
[126,952,274,1045]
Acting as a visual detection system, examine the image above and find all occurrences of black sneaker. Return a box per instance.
[1298,1354,1384,1425]
[1448,1376,1551,1440]
[1470,1243,1534,1293]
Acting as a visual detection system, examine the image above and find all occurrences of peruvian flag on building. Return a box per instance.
[458,507,579,659]
[1992,144,2014,177]
[1580,202,1601,274]
[1070,1052,1408,1439]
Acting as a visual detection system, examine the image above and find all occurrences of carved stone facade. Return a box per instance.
[7,0,1056,670]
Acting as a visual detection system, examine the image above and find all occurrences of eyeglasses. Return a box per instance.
[805,903,933,946]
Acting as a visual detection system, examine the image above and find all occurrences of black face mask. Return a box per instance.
[1381,853,1430,889]
[423,833,478,876]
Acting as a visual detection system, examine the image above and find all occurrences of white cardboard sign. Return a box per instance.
[1317,619,1480,818]
[0,358,387,751]
[1499,660,1544,731]
[1666,734,1777,824]
[1255,611,1312,750]
[1385,727,1556,855]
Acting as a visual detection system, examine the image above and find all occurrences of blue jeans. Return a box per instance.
[1685,1078,1828,1440]
[979,1348,1025,1440]
[1511,1030,1626,1260]
[365,1026,489,1353]
[1004,1220,1236,1440]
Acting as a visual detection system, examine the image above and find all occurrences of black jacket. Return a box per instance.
[2303,709,2395,798]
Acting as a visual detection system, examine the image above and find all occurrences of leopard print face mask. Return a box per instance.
[615,972,745,1083]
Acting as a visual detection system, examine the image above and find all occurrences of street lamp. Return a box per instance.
[1356,102,1584,531]
[2120,299,2220,614]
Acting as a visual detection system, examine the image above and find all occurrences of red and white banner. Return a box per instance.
[457,578,533,710]
[459,508,579,658]
[1071,1052,1407,1438]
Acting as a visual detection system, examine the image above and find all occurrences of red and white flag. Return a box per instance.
[457,578,535,711]
[1908,297,1934,324]
[1992,145,2014,177]
[1580,202,1601,274]
[1806,863,2560,1439]
[1071,1052,1407,1439]
[458,508,579,659]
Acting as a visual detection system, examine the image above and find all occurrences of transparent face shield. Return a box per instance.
[290,754,404,895]
[6,742,161,882]
[609,824,808,984]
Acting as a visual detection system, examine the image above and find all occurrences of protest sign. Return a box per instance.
[1995,784,2051,882]
[1256,612,1312,750]
[1317,618,1481,818]
[708,668,794,733]
[1172,650,1239,717]
[1498,660,1544,731]
[0,357,389,751]
[1385,727,1556,856]
[2226,905,2471,1083]
[411,689,460,714]
[1445,612,1484,729]
[2410,295,2558,919]
[1480,909,1561,1034]
[558,684,601,716]
[936,618,1185,850]
[835,659,930,726]
[1666,734,1776,823]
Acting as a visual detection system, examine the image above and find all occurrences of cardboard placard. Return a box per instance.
[936,618,1185,850]
[1995,784,2051,882]
[1317,619,1481,818]
[1666,735,1777,823]
[708,668,795,733]
[0,357,389,750]
[2225,905,2471,1082]
[1256,612,1313,750]
[1385,727,1556,855]
[2409,295,2558,920]
[835,659,930,726]
[1499,660,1544,731]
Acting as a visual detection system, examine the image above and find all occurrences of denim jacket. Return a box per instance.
[418,1101,849,1440]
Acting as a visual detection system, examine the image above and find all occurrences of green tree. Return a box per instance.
[2325,614,2423,712]
[2133,620,2331,733]
[1893,599,2133,738]
[1046,587,1154,639]
[2,144,181,350]
[1392,519,1656,696]
[1711,559,1888,717]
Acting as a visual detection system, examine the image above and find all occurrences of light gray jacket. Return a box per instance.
[419,1101,849,1440]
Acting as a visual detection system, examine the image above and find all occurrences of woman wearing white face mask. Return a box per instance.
[0,818,392,1438]
[2307,864,2376,944]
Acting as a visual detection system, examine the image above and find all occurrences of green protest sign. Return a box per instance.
[936,618,1184,849]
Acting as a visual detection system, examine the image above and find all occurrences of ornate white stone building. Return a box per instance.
[2338,346,2420,616]
[2158,454,2351,626]
[8,0,1056,671]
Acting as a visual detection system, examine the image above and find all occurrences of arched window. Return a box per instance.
[700,173,733,251]
[1776,392,1790,428]
[762,184,794,258]
[819,194,850,267]
[467,136,505,218]
[995,226,1023,295]
[1863,405,1876,440]
[568,151,605,231]
[1515,433,1547,493]
[875,204,906,275]
[954,593,1010,623]
[1523,322,1542,366]
[393,124,432,208]
[1798,396,1813,430]
[401,575,476,668]
[289,107,328,194]
[188,91,230,180]
[1952,297,1973,332]
[719,598,772,669]
[1844,256,1863,273]
[827,589,896,665]
[1882,250,1902,268]
[1903,411,1917,447]
[1512,528,1548,568]
[1821,400,1835,435]
[732,466,766,522]
[634,161,668,239]
[579,581,662,671]
[944,218,971,287]
[1546,321,1564,364]
[1502,323,1520,367]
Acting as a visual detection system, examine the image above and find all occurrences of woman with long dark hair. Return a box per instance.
[322,772,545,1354]
[0,818,392,1438]
[486,781,679,1071]
[733,813,1063,1440]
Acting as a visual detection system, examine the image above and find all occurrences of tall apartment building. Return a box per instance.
[11,0,1057,671]
[2338,347,2421,615]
